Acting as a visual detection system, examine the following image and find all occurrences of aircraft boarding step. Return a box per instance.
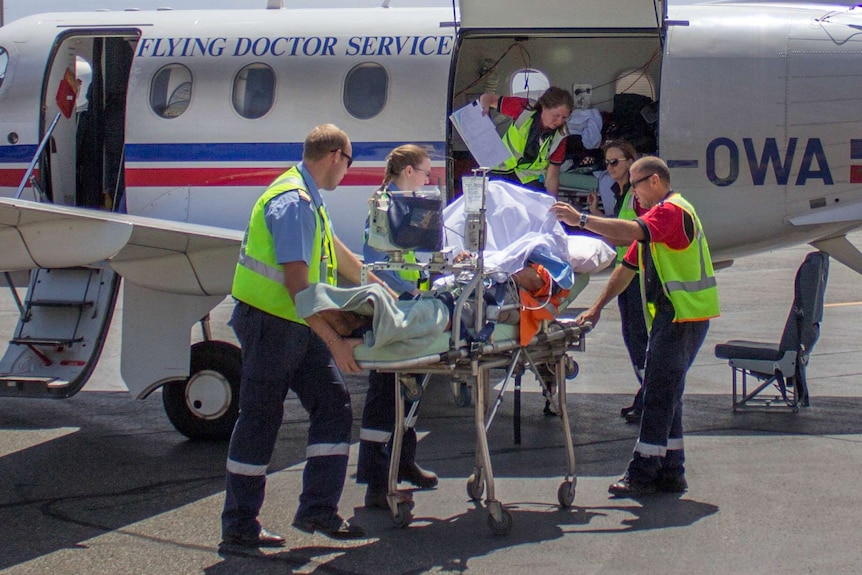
[10,336,85,346]
[10,268,103,348]
[0,375,70,393]
[0,266,120,399]
[26,299,95,308]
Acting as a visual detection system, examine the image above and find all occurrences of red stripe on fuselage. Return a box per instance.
[124,167,389,187]
[0,169,29,188]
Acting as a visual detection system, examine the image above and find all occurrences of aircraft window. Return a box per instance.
[0,47,8,90]
[343,63,388,120]
[510,68,549,99]
[150,64,193,118]
[232,64,275,120]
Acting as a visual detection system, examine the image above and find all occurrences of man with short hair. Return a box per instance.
[550,156,719,496]
[220,124,392,554]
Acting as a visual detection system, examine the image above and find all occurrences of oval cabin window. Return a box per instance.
[150,64,192,119]
[510,68,549,99]
[343,63,388,120]
[233,63,275,120]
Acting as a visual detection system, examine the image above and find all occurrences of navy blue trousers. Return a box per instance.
[617,275,648,397]
[356,370,419,490]
[221,301,353,540]
[628,307,709,482]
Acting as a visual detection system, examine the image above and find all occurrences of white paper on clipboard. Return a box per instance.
[449,101,513,169]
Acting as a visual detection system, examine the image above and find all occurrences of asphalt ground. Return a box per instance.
[0,232,861,575]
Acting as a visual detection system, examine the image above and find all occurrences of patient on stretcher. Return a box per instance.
[311,262,554,337]
[295,181,615,357]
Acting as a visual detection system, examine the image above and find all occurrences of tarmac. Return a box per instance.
[0,233,861,575]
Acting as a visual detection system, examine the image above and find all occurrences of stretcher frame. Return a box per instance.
[359,169,590,533]
[357,258,589,534]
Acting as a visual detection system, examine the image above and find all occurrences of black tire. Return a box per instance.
[557,480,576,508]
[162,340,241,441]
[487,508,513,535]
[392,501,413,528]
[467,470,485,501]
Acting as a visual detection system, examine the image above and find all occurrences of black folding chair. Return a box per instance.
[714,251,829,411]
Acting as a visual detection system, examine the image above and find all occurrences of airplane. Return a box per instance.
[2,0,862,441]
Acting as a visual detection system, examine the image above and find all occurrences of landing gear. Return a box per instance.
[162,340,241,441]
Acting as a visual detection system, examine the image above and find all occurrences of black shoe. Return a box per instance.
[219,527,286,549]
[656,474,688,493]
[608,475,657,497]
[398,463,439,489]
[364,488,389,510]
[624,407,642,424]
[292,513,366,540]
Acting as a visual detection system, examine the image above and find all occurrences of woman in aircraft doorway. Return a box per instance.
[357,144,439,509]
[477,86,574,197]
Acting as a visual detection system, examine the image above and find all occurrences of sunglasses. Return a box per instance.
[605,158,627,167]
[630,173,654,188]
[332,149,353,168]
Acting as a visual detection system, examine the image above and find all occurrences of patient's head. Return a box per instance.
[512,265,545,292]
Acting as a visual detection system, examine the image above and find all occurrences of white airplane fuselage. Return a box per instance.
[0,1,861,440]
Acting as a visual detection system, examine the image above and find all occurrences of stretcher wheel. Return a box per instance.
[487,508,513,535]
[557,479,576,508]
[453,381,471,407]
[392,501,413,528]
[400,376,423,402]
[467,470,484,500]
[565,357,579,380]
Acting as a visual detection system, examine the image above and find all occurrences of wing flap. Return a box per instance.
[0,198,242,296]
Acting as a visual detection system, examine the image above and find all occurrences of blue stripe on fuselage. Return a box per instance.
[124,141,446,163]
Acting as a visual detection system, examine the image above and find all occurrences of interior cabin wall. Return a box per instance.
[449,33,663,193]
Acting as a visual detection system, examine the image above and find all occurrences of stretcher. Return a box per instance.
[352,175,609,533]
[354,261,591,534]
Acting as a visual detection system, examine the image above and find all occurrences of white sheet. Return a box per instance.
[442,180,615,275]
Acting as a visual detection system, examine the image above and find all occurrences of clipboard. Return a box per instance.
[449,101,513,169]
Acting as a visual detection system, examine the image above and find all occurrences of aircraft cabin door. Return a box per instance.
[42,31,139,211]
[0,30,142,402]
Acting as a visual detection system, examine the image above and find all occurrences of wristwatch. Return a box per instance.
[578,212,589,229]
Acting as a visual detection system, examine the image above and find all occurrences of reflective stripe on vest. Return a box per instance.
[497,109,567,185]
[616,185,638,263]
[232,166,337,323]
[637,193,719,327]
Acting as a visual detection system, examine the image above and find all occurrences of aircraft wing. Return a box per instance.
[0,197,242,296]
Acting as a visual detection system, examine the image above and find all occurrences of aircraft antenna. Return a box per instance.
[267,0,283,9]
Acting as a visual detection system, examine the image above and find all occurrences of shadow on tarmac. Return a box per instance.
[2,383,861,571]
[205,496,718,574]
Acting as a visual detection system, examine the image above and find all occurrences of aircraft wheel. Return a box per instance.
[162,341,241,441]
[487,508,513,535]
[392,502,413,528]
[557,479,576,508]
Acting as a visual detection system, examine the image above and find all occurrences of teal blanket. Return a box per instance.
[294,284,449,357]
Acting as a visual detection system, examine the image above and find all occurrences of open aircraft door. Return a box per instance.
[448,0,666,196]
[0,29,138,401]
